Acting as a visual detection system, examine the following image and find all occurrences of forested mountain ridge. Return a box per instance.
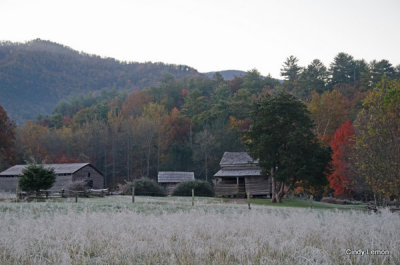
[203,70,247,80]
[0,39,201,124]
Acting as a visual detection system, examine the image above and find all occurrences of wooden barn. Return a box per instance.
[158,171,195,195]
[0,163,104,192]
[213,152,271,197]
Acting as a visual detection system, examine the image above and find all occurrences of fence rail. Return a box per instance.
[18,188,109,199]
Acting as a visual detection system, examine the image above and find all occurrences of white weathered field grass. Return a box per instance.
[0,195,398,265]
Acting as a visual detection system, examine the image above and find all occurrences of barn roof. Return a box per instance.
[219,152,259,166]
[158,171,195,183]
[0,163,92,176]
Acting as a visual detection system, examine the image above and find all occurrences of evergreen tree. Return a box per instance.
[329,53,367,86]
[18,163,56,194]
[297,59,328,99]
[280,55,302,82]
[245,92,331,202]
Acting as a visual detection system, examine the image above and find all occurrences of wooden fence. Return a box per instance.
[18,189,109,200]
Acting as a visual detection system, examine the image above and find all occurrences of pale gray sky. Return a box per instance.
[1,0,399,78]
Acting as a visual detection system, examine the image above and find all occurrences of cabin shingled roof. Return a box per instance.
[0,163,92,176]
[214,152,262,178]
[214,168,262,177]
[219,152,259,166]
[158,171,195,183]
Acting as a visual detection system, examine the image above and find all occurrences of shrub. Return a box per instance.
[173,180,214,197]
[18,163,56,194]
[132,178,166,196]
[67,180,89,192]
[117,181,133,195]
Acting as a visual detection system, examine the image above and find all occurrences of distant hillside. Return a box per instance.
[0,39,201,124]
[203,70,247,80]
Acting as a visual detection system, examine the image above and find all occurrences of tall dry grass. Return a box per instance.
[0,197,398,264]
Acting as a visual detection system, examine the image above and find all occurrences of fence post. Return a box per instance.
[132,185,135,203]
[247,192,251,210]
[16,187,19,202]
[192,189,194,206]
[309,194,313,209]
[75,192,78,203]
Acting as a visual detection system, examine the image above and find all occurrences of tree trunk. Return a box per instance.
[189,124,193,149]
[104,148,107,187]
[271,176,277,203]
[126,136,130,181]
[146,143,151,178]
[112,136,116,185]
[205,152,208,182]
[270,168,284,203]
[157,133,160,174]
[273,182,285,203]
[271,178,287,203]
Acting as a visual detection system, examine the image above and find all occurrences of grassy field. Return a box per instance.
[249,197,366,210]
[0,194,398,265]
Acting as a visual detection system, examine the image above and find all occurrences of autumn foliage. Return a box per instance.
[308,90,350,145]
[5,51,400,202]
[354,79,400,202]
[328,121,355,197]
[0,106,16,169]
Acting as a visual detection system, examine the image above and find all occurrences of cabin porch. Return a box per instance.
[214,176,272,198]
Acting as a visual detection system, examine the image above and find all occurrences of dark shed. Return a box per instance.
[158,171,195,195]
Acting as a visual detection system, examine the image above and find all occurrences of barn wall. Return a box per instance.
[72,165,104,189]
[0,175,74,192]
[0,177,18,191]
[51,175,73,191]
[245,176,271,196]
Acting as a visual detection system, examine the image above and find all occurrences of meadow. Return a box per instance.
[0,194,398,265]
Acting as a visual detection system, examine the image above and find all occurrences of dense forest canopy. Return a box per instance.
[1,43,400,202]
[0,39,200,123]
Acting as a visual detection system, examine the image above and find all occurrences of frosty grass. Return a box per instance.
[0,195,398,265]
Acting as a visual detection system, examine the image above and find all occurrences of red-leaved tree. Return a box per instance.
[328,120,355,197]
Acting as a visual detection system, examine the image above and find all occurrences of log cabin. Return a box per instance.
[213,152,271,197]
[0,163,104,191]
[157,171,195,195]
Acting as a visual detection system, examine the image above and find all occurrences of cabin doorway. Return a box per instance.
[237,177,245,197]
